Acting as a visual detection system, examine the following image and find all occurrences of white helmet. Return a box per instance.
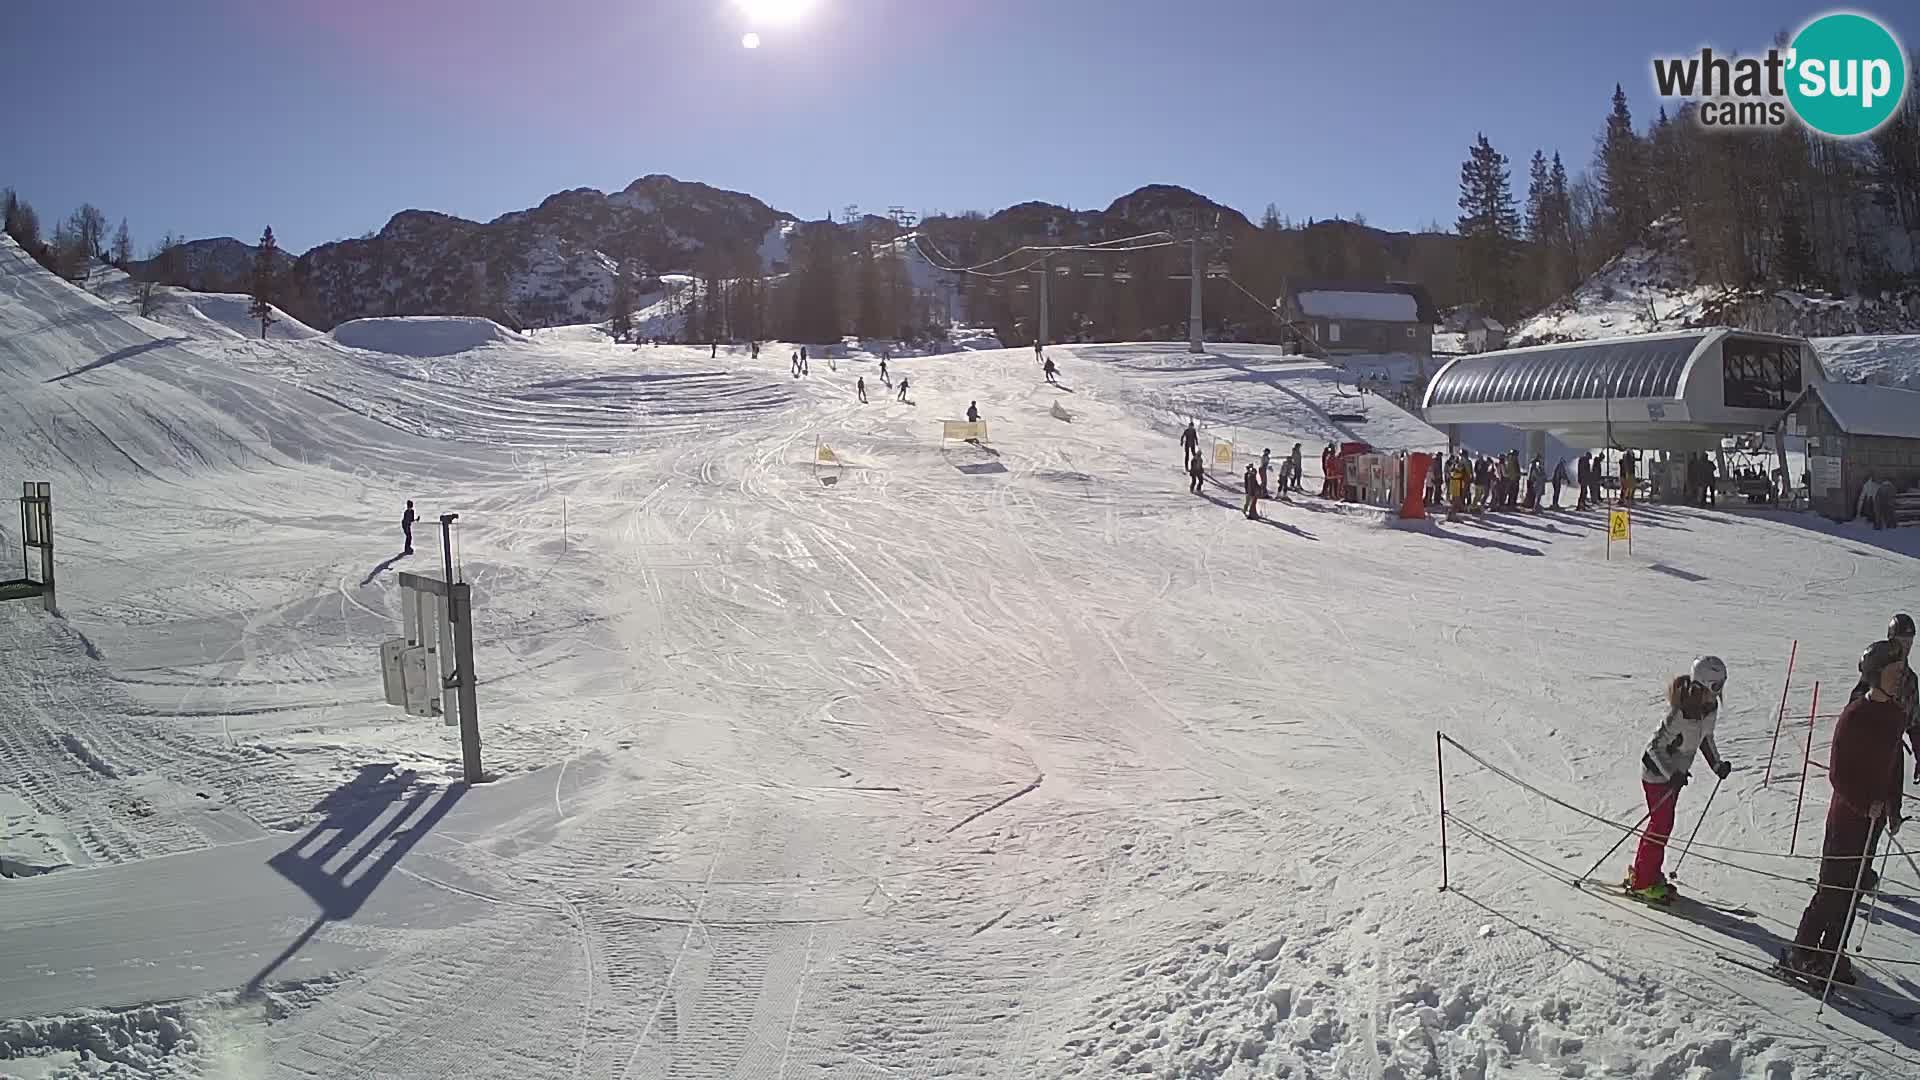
[1691,655,1728,695]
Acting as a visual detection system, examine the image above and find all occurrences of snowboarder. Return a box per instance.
[1848,614,1920,890]
[1289,444,1303,493]
[401,500,417,556]
[1551,458,1569,509]
[1242,463,1261,520]
[857,377,868,404]
[966,401,980,424]
[1180,422,1199,467]
[1260,448,1272,497]
[1784,639,1910,983]
[1188,449,1205,494]
[1043,357,1059,385]
[1625,656,1731,903]
[897,376,910,402]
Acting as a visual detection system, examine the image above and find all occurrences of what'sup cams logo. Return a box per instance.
[1652,11,1908,137]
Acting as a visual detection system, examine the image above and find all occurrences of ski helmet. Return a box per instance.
[1690,655,1728,695]
[1890,613,1915,641]
[1860,639,1906,685]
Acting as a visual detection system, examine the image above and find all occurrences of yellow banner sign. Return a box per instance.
[817,444,838,463]
[1213,441,1234,467]
[942,420,988,442]
[1608,509,1630,542]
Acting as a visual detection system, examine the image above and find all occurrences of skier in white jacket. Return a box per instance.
[1626,656,1732,902]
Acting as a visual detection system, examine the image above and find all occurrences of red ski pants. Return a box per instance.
[1630,780,1681,888]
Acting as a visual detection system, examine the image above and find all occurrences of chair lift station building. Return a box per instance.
[1420,328,1826,465]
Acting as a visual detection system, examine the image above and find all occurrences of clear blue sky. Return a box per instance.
[6,0,1915,254]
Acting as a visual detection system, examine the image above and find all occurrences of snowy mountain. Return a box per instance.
[127,236,294,293]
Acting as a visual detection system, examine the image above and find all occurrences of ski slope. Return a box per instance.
[5,231,1920,1078]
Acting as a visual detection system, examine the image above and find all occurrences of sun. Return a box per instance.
[741,32,761,49]
[739,0,815,26]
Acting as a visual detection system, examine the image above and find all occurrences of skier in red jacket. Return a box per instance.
[1784,639,1911,983]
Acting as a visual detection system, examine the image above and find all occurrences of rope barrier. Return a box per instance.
[1439,734,1920,898]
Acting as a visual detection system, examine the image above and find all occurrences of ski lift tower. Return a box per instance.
[1,482,54,612]
[1171,209,1220,354]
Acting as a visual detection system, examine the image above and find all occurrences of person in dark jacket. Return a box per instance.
[1043,357,1059,385]
[1188,449,1206,494]
[1243,463,1261,519]
[1551,459,1569,509]
[1786,639,1912,982]
[1181,421,1198,466]
[856,377,868,404]
[966,401,980,424]
[401,500,416,556]
[1849,614,1920,890]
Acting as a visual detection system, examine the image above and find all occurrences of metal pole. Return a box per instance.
[38,484,52,614]
[439,514,458,593]
[1764,640,1798,785]
[1670,772,1723,879]
[1436,731,1450,891]
[1187,238,1205,354]
[450,580,483,784]
[1791,681,1821,854]
[1855,846,1893,954]
[1819,817,1880,1017]
[1579,782,1681,887]
[1038,255,1050,353]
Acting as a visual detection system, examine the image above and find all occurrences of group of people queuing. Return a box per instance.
[1178,422,1304,519]
[1622,614,1920,986]
[1436,450,1558,514]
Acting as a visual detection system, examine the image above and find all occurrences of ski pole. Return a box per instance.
[1820,815,1882,1018]
[1670,772,1724,880]
[1578,781,1681,887]
[1856,845,1894,954]
[1891,833,1920,886]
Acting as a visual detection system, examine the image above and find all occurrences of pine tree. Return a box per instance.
[248,226,278,337]
[608,260,634,342]
[1597,85,1651,250]
[1261,203,1284,231]
[1544,153,1578,294]
[2,188,41,253]
[1456,133,1522,319]
[110,219,133,268]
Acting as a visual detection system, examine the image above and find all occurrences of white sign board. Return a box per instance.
[1809,455,1841,493]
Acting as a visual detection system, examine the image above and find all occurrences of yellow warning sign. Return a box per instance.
[1608,509,1630,543]
[1213,441,1234,467]
[817,443,838,464]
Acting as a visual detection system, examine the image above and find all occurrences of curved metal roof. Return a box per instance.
[1425,334,1707,408]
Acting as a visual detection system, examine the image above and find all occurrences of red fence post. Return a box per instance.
[1763,639,1797,786]
[1791,681,1822,855]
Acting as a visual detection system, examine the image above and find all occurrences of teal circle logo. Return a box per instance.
[1786,13,1907,137]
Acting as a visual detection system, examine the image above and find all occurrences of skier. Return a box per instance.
[1576,452,1592,510]
[1703,455,1717,506]
[1848,614,1920,891]
[857,377,868,404]
[1034,340,1044,364]
[401,500,417,556]
[800,348,809,375]
[712,342,718,358]
[1551,458,1569,510]
[1260,448,1273,497]
[1043,357,1059,385]
[791,351,801,377]
[1449,453,1471,517]
[1180,422,1199,467]
[879,357,890,385]
[1188,449,1206,494]
[966,401,980,424]
[1429,450,1447,507]
[1625,656,1732,902]
[1288,444,1303,493]
[897,376,910,402]
[1784,639,1911,983]
[1320,444,1336,498]
[1242,463,1261,520]
[1620,450,1638,504]
[1527,458,1546,511]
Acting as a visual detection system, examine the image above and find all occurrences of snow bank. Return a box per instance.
[330,316,523,357]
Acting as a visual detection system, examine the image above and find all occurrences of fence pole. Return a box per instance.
[1436,731,1450,891]
[1763,639,1798,786]
[1791,681,1822,855]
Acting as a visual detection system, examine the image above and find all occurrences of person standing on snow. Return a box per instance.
[897,376,910,402]
[857,377,868,404]
[1288,443,1303,493]
[1043,357,1059,385]
[1577,453,1593,510]
[1180,422,1199,467]
[1625,656,1732,902]
[1785,640,1911,983]
[966,401,980,424]
[401,500,417,556]
[879,357,890,386]
[1527,458,1546,511]
[1847,614,1919,891]
[1188,449,1206,494]
[1320,444,1337,498]
[1551,458,1569,509]
[1242,463,1261,520]
[1260,448,1273,497]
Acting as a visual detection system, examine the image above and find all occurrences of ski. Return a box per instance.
[1714,951,1919,1024]
[1576,878,1757,917]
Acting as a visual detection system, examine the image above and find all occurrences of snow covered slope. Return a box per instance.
[330,315,523,357]
[84,262,320,341]
[4,229,1920,1078]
